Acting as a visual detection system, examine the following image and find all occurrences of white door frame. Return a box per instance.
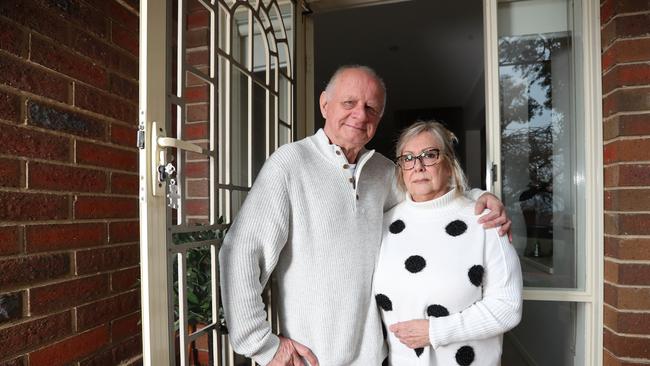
[483,0,604,365]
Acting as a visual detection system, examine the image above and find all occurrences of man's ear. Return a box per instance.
[319,91,328,119]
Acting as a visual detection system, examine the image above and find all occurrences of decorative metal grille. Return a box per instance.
[165,1,296,364]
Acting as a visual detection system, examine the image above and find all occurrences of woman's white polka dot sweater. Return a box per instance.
[373,189,523,366]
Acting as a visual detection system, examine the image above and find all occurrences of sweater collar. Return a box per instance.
[404,188,463,211]
[311,128,375,166]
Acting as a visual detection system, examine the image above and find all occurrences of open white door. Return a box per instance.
[139,1,306,364]
[483,0,603,365]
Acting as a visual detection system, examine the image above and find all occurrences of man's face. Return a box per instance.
[320,69,385,149]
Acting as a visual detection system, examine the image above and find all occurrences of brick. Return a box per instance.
[27,100,107,139]
[0,226,20,255]
[29,325,110,366]
[605,213,650,235]
[605,306,650,335]
[29,162,107,193]
[0,253,70,290]
[110,123,138,147]
[26,222,106,253]
[0,17,27,57]
[187,28,209,49]
[604,113,650,140]
[0,158,22,188]
[111,172,139,195]
[602,38,650,71]
[184,121,209,139]
[604,87,650,117]
[187,49,210,67]
[603,63,650,95]
[29,274,109,314]
[0,123,70,161]
[0,291,23,324]
[603,349,647,366]
[0,90,20,123]
[109,221,139,244]
[76,244,139,274]
[187,7,209,29]
[0,53,70,102]
[111,267,139,292]
[76,140,137,171]
[0,2,71,47]
[605,236,650,260]
[187,179,209,197]
[79,334,141,366]
[77,291,139,330]
[75,84,137,123]
[186,199,209,216]
[111,311,141,341]
[75,196,138,219]
[605,283,650,310]
[70,31,138,78]
[111,22,138,56]
[110,1,139,32]
[186,105,208,123]
[30,35,108,89]
[186,85,209,103]
[601,0,614,23]
[604,139,650,164]
[603,327,650,359]
[606,260,650,286]
[0,356,25,366]
[37,0,108,39]
[0,311,72,360]
[186,161,209,178]
[602,14,650,48]
[605,189,650,210]
[0,191,69,221]
[109,72,138,102]
[605,164,650,187]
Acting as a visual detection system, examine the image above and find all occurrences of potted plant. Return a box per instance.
[172,223,228,365]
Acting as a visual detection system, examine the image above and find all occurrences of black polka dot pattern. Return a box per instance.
[445,220,468,237]
[381,322,387,340]
[382,357,388,366]
[389,219,405,234]
[468,265,484,287]
[375,294,393,311]
[414,347,424,357]
[455,345,475,365]
[427,304,450,318]
[404,255,426,273]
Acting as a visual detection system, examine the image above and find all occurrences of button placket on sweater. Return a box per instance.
[332,146,360,208]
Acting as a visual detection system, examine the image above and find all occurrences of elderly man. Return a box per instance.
[219,65,510,366]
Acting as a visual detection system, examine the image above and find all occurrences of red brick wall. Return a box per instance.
[0,1,142,365]
[601,0,650,364]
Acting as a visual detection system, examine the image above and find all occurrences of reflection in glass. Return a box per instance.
[498,0,578,289]
[231,7,250,68]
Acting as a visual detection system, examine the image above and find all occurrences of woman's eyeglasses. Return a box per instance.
[396,148,441,170]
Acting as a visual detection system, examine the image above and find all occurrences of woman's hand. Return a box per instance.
[475,192,512,240]
[389,320,430,349]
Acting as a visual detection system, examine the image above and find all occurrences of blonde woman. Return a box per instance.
[373,121,523,365]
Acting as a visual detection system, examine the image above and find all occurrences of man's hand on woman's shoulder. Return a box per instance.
[474,192,512,241]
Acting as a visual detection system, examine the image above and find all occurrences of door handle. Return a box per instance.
[151,121,206,196]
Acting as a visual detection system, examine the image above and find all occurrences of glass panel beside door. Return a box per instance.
[497,0,583,291]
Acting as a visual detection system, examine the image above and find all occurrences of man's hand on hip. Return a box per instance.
[268,336,319,366]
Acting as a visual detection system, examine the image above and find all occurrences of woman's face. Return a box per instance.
[400,132,451,202]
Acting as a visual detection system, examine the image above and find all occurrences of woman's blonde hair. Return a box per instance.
[395,120,468,195]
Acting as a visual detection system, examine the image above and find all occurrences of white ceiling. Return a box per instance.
[312,0,485,119]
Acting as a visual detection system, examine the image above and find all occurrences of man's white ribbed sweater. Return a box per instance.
[219,129,400,365]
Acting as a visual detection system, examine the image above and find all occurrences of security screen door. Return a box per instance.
[139,0,301,365]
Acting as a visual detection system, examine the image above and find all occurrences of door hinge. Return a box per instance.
[137,129,145,149]
[491,163,498,184]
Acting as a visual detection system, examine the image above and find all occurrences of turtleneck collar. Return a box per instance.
[404,188,464,211]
